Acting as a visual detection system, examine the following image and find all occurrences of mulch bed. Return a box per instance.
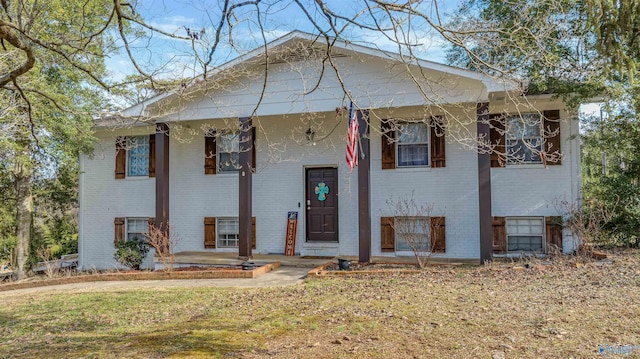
[0,262,280,292]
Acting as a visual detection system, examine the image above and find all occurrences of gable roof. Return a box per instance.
[116,30,520,122]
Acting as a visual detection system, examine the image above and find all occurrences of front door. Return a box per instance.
[306,167,338,242]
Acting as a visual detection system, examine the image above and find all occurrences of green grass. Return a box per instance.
[1,251,640,358]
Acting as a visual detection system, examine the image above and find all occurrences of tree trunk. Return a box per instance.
[14,141,32,280]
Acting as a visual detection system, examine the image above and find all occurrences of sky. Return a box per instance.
[107,0,462,81]
[108,0,600,115]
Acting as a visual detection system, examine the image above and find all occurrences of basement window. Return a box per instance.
[218,218,239,248]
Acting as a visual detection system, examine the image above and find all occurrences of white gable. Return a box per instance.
[117,31,518,123]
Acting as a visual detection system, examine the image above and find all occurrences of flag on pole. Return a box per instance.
[346,101,359,172]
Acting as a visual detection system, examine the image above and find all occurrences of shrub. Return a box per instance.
[113,237,149,270]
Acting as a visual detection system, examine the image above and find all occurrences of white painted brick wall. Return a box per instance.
[79,100,580,269]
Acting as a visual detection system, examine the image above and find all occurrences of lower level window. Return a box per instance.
[218,218,239,248]
[506,217,544,252]
[127,218,149,241]
[395,217,430,252]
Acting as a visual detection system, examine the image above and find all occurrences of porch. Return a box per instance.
[169,251,477,268]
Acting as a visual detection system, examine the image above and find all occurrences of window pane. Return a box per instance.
[398,144,429,167]
[218,133,239,172]
[127,136,150,176]
[127,218,148,241]
[218,218,239,248]
[395,218,430,251]
[506,114,542,164]
[506,218,544,252]
[398,123,429,144]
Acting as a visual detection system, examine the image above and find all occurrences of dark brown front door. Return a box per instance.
[306,167,338,242]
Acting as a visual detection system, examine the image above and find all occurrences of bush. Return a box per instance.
[113,237,149,270]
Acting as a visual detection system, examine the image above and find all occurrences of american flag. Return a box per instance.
[346,101,359,172]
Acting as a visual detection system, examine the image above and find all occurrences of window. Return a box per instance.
[506,114,542,164]
[395,217,430,252]
[218,132,239,173]
[218,218,239,248]
[127,218,149,241]
[127,135,150,176]
[397,123,429,167]
[506,217,544,252]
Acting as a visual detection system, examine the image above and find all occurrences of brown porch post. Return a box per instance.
[477,103,493,263]
[357,110,371,263]
[155,123,170,233]
[238,117,253,259]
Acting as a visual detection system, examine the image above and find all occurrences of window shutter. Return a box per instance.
[489,115,506,168]
[430,116,446,168]
[148,134,156,178]
[380,217,395,252]
[381,119,396,170]
[204,132,217,175]
[252,127,257,172]
[543,110,561,165]
[115,137,126,179]
[204,217,216,248]
[252,216,257,249]
[114,217,125,245]
[545,216,563,252]
[430,217,446,253]
[492,216,507,253]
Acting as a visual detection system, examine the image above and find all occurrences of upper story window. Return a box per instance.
[506,114,542,164]
[127,135,150,176]
[397,123,429,167]
[218,132,239,173]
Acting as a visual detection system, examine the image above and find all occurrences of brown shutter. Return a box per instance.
[430,116,446,168]
[381,119,396,170]
[545,216,563,252]
[430,217,446,253]
[252,216,257,249]
[543,110,561,165]
[489,115,506,168]
[148,134,156,178]
[380,217,395,252]
[115,137,126,179]
[252,127,257,172]
[205,132,217,174]
[492,216,507,253]
[114,217,125,245]
[204,217,216,248]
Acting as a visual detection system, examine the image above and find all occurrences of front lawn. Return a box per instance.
[1,252,639,358]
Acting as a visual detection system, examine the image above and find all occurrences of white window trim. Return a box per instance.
[395,122,431,168]
[505,216,545,253]
[217,217,240,248]
[126,217,149,241]
[506,113,543,165]
[217,131,240,174]
[126,135,151,178]
[394,216,431,253]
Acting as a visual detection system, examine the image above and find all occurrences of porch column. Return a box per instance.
[238,116,253,259]
[477,103,493,263]
[357,110,371,263]
[155,123,170,233]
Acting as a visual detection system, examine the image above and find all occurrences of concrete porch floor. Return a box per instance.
[172,251,478,268]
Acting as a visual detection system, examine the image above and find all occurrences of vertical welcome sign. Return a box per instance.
[284,212,298,256]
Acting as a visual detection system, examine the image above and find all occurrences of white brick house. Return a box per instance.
[78,32,580,270]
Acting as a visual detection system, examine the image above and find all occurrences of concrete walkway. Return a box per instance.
[0,266,312,297]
